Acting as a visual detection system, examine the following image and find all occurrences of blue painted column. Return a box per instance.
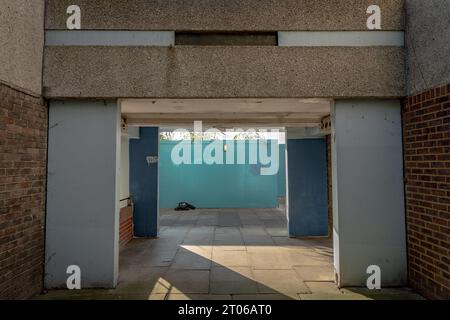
[287,138,328,237]
[130,127,159,237]
[277,144,286,198]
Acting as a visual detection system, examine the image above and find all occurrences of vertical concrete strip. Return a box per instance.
[45,101,120,288]
[332,100,407,286]
[405,0,450,94]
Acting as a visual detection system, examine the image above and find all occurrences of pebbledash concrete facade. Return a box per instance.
[0,0,449,299]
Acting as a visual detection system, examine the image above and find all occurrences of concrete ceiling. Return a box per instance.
[121,98,331,127]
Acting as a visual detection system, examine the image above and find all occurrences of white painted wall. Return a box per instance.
[332,100,407,287]
[45,100,120,288]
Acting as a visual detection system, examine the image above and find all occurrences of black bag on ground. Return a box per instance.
[174,202,196,211]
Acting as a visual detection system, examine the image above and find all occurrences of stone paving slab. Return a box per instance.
[35,209,423,301]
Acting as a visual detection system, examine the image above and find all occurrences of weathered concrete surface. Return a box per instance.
[45,101,120,289]
[0,0,45,95]
[43,46,405,99]
[45,0,404,31]
[405,0,450,94]
[332,100,407,287]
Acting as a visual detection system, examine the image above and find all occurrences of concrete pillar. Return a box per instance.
[130,127,159,238]
[332,100,407,287]
[45,101,120,288]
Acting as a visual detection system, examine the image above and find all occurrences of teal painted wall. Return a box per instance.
[159,140,285,209]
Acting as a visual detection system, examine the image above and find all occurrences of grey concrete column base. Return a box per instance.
[45,100,120,289]
[331,100,407,287]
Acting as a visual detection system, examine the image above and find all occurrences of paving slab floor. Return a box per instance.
[37,208,423,300]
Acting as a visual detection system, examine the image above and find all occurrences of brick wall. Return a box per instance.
[119,205,133,249]
[403,83,450,300]
[0,83,48,299]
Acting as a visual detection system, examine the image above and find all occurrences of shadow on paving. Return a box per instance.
[36,209,423,301]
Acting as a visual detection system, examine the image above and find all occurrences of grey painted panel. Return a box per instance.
[0,0,44,95]
[45,0,404,31]
[332,100,407,286]
[406,0,450,94]
[43,46,405,98]
[278,31,404,47]
[46,31,174,46]
[45,100,120,288]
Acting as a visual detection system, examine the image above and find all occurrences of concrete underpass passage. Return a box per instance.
[124,98,333,242]
[42,98,419,299]
[121,99,338,299]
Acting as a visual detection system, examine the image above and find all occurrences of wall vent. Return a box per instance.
[175,32,278,46]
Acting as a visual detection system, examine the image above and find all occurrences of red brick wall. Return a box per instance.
[403,83,450,300]
[0,83,48,299]
[119,206,133,249]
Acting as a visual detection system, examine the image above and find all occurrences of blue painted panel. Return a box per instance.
[129,128,159,237]
[287,139,328,237]
[158,140,282,209]
[277,144,286,197]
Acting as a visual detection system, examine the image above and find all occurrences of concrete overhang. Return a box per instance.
[45,0,404,31]
[42,1,406,99]
[43,46,405,99]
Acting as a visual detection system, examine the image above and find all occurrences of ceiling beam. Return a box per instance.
[125,118,321,127]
